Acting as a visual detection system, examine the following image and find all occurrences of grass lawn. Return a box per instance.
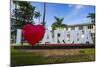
[11,47,95,66]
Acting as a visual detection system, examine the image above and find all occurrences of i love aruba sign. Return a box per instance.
[16,24,93,46]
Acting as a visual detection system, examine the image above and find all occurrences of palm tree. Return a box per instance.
[87,13,95,23]
[52,16,66,30]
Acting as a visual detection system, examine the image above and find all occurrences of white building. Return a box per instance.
[45,22,95,44]
[61,22,95,44]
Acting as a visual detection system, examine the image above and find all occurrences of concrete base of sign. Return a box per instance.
[13,44,95,49]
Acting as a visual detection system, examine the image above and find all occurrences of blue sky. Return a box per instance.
[31,2,95,27]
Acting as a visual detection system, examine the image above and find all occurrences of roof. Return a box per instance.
[67,22,95,27]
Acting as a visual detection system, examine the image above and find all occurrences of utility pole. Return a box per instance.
[43,3,46,26]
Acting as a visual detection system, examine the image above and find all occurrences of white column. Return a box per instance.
[83,26,88,32]
[16,29,22,45]
[75,26,79,30]
[68,27,71,31]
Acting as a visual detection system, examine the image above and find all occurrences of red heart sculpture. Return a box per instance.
[22,24,45,45]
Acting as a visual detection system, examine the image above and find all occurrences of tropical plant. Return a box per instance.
[13,1,40,29]
[34,11,41,23]
[51,16,66,30]
[87,13,95,23]
[34,11,41,18]
[11,1,40,43]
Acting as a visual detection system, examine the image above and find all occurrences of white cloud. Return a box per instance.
[75,5,84,9]
[68,4,84,9]
[64,5,84,24]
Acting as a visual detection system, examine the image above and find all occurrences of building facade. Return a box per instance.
[55,23,95,44]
